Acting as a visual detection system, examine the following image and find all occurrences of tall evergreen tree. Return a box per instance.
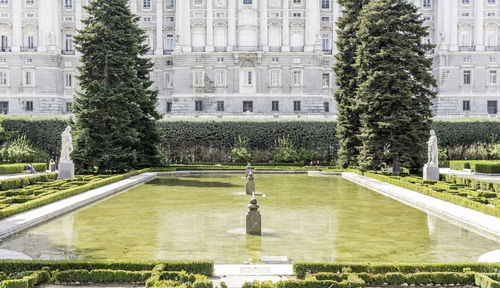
[334,0,370,168]
[354,0,437,175]
[73,0,162,173]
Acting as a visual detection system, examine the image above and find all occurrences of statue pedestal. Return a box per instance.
[246,180,255,195]
[423,164,440,181]
[58,162,75,179]
[246,210,261,235]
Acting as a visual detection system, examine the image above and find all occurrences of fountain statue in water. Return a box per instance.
[246,192,261,236]
[246,171,255,195]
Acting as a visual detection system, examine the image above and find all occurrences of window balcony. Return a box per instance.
[485,46,500,51]
[0,47,11,52]
[163,49,173,55]
[234,46,262,52]
[269,46,282,52]
[214,46,227,52]
[192,46,206,52]
[459,46,476,51]
[290,46,304,52]
[322,49,332,55]
[20,47,37,52]
[61,49,75,55]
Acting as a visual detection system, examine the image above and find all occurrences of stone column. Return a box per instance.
[12,0,21,52]
[174,0,183,52]
[130,0,138,14]
[475,0,484,51]
[437,0,449,51]
[175,0,191,52]
[259,0,268,52]
[332,0,340,53]
[206,0,214,52]
[156,0,164,54]
[449,0,458,51]
[38,0,59,53]
[282,0,289,52]
[305,0,319,52]
[228,0,236,51]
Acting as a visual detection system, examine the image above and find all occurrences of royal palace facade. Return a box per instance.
[0,0,498,118]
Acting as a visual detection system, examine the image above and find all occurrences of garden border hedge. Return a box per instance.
[293,263,500,279]
[364,172,500,218]
[0,163,47,175]
[0,170,148,220]
[0,260,214,276]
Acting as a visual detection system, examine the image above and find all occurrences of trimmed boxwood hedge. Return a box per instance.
[293,263,500,279]
[364,172,500,217]
[8,117,500,163]
[450,160,500,173]
[0,163,47,175]
[0,170,146,220]
[0,260,214,276]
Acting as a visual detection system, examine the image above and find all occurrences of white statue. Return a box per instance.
[60,126,73,163]
[48,32,56,45]
[426,130,438,167]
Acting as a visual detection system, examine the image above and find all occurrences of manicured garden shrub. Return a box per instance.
[450,160,500,173]
[2,117,68,160]
[0,260,214,277]
[293,263,500,279]
[475,273,500,288]
[0,163,47,175]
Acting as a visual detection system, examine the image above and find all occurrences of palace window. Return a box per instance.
[292,70,303,86]
[65,0,72,8]
[26,101,33,111]
[321,0,330,9]
[462,70,471,85]
[489,70,498,85]
[217,101,224,112]
[293,101,301,112]
[463,100,471,111]
[195,100,203,111]
[272,101,279,112]
[423,0,431,8]
[270,70,281,87]
[65,73,73,88]
[324,102,330,113]
[143,0,151,9]
[322,73,330,88]
[0,71,8,86]
[193,70,204,87]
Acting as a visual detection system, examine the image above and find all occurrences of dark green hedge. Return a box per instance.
[0,260,214,276]
[450,160,500,173]
[431,120,500,147]
[158,120,338,156]
[0,163,47,175]
[2,117,68,159]
[5,118,500,162]
[293,263,500,279]
[53,269,151,284]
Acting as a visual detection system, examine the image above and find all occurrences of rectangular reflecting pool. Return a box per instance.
[1,174,498,263]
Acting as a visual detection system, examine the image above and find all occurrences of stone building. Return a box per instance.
[0,0,498,118]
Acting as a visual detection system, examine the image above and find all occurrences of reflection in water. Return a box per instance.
[1,175,499,263]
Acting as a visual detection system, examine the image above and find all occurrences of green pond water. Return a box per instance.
[1,174,498,263]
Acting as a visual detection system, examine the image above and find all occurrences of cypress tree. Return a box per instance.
[334,0,370,168]
[355,0,437,174]
[73,0,162,173]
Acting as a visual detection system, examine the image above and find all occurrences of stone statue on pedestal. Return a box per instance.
[427,130,438,166]
[423,130,439,181]
[246,172,255,195]
[58,126,75,179]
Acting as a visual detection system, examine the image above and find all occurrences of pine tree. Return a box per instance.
[334,0,370,168]
[73,0,162,173]
[354,0,437,175]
